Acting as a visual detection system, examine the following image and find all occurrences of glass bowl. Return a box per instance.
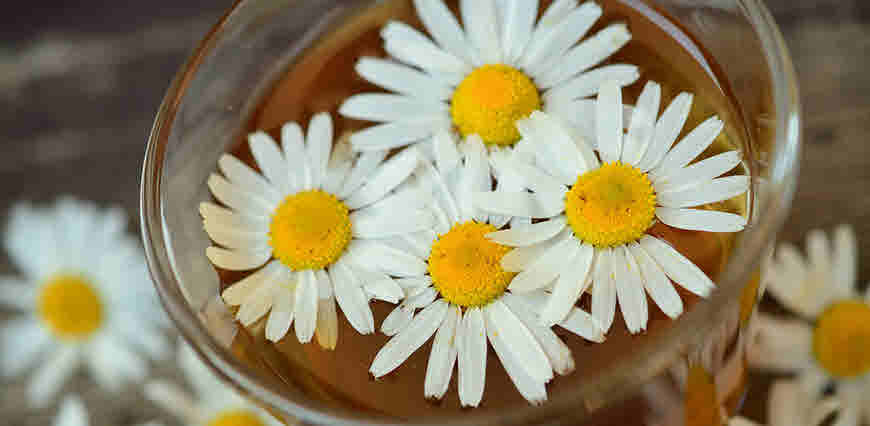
[141,0,800,424]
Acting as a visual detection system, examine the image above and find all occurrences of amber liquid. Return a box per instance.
[219,0,752,423]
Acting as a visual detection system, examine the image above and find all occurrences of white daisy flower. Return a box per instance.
[203,113,430,348]
[474,80,749,334]
[368,137,605,408]
[145,343,285,426]
[749,225,870,425]
[0,198,168,407]
[728,379,839,426]
[340,0,637,153]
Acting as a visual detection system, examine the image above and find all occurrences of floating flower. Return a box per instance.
[340,0,637,152]
[749,225,870,425]
[475,80,749,334]
[0,198,168,407]
[728,379,838,426]
[368,138,604,407]
[145,343,285,426]
[203,113,431,348]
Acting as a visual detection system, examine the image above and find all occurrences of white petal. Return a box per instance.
[656,207,747,233]
[206,246,270,271]
[502,293,574,375]
[508,156,569,197]
[461,0,501,64]
[405,287,439,309]
[596,80,624,164]
[86,336,147,391]
[653,117,725,181]
[501,0,538,65]
[0,277,33,310]
[486,217,567,247]
[518,111,588,183]
[612,246,649,333]
[558,307,606,343]
[345,148,420,209]
[363,278,404,305]
[381,21,470,76]
[522,2,602,74]
[370,300,448,377]
[248,131,292,195]
[652,150,742,193]
[413,0,476,63]
[355,57,452,101]
[53,396,88,426]
[831,225,858,298]
[629,243,683,319]
[544,64,640,105]
[222,260,282,306]
[0,320,52,378]
[622,81,661,166]
[657,176,750,208]
[537,23,632,89]
[433,128,461,175]
[457,308,487,407]
[281,122,309,191]
[500,229,570,271]
[484,300,553,382]
[544,99,633,149]
[143,381,199,425]
[305,112,333,189]
[339,150,387,199]
[28,346,80,407]
[510,237,580,293]
[345,240,427,277]
[747,314,814,372]
[329,261,375,334]
[203,220,266,251]
[293,270,318,343]
[474,191,563,219]
[340,93,450,124]
[351,207,433,239]
[485,315,548,405]
[323,136,355,195]
[218,154,281,205]
[199,202,269,233]
[265,283,296,343]
[425,305,460,399]
[237,278,280,326]
[539,243,594,325]
[381,305,416,337]
[592,248,617,332]
[314,272,338,349]
[462,135,492,223]
[207,174,273,218]
[638,92,693,172]
[640,236,715,297]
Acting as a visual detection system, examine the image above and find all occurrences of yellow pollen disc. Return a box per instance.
[451,64,541,146]
[37,274,104,340]
[565,162,657,248]
[813,300,870,378]
[268,189,352,271]
[428,221,516,308]
[207,410,267,426]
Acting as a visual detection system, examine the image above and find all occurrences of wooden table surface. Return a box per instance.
[0,1,867,424]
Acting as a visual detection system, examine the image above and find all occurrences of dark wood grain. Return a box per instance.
[0,0,866,424]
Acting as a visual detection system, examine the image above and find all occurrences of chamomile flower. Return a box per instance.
[728,379,839,426]
[145,344,285,426]
[0,198,168,407]
[368,138,605,407]
[340,0,637,152]
[475,80,749,334]
[749,225,870,425]
[203,113,430,348]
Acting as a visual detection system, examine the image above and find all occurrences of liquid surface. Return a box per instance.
[219,0,750,421]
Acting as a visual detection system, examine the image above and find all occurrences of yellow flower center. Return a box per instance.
[207,410,267,426]
[428,221,516,308]
[813,300,870,378]
[268,189,352,271]
[37,274,104,340]
[565,162,657,248]
[451,64,541,146]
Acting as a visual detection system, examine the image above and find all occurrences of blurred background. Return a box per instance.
[0,0,868,424]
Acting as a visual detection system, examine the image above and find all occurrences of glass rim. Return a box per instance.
[139,0,802,423]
